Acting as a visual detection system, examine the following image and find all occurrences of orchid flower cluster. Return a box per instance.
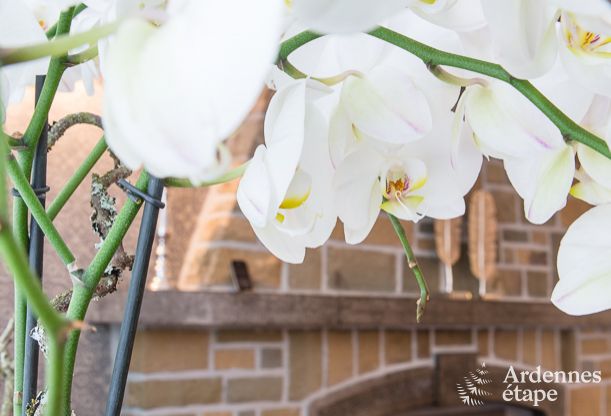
[0,0,611,314]
[3,2,611,326]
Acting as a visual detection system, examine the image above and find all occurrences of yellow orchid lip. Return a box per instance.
[278,168,312,210]
[279,187,311,209]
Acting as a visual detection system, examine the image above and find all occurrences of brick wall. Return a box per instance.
[121,326,611,415]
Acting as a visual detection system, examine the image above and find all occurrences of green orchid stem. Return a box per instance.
[65,45,98,67]
[11,195,28,416]
[47,137,108,220]
[0,222,68,416]
[0,20,120,66]
[164,163,248,187]
[1,135,67,416]
[46,3,88,39]
[278,27,611,160]
[7,156,76,268]
[62,172,149,414]
[387,213,429,323]
[20,11,72,179]
[9,9,74,416]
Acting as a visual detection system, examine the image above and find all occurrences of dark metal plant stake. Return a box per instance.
[104,176,164,416]
[22,75,49,415]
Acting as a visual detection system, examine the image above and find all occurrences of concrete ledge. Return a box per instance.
[87,290,611,329]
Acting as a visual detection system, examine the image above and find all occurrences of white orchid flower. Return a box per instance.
[551,0,611,35]
[327,64,433,168]
[463,80,578,224]
[103,0,282,182]
[409,0,486,33]
[558,11,611,97]
[0,0,49,107]
[552,204,611,315]
[571,168,611,205]
[568,95,611,204]
[237,78,336,263]
[479,0,558,79]
[289,0,408,34]
[334,77,481,244]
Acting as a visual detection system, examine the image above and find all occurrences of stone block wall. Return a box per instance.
[121,326,611,415]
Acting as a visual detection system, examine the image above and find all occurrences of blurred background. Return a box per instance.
[1,86,610,416]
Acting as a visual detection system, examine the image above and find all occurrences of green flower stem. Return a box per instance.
[0,223,67,416]
[47,137,108,220]
[1,136,66,416]
[11,202,28,416]
[0,228,65,338]
[46,339,66,416]
[164,163,248,187]
[8,9,74,416]
[20,9,73,179]
[387,213,430,323]
[46,3,88,39]
[65,45,98,67]
[7,156,76,268]
[278,27,611,160]
[0,20,119,66]
[62,171,149,414]
[2,128,25,416]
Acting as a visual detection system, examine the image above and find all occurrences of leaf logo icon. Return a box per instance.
[456,363,492,406]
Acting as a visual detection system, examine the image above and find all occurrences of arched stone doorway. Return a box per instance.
[309,353,564,416]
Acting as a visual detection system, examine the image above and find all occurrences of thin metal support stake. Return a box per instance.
[22,75,49,415]
[104,175,164,416]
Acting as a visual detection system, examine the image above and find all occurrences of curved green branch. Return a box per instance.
[278,27,611,160]
[0,20,119,66]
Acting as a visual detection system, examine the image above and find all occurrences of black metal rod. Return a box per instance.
[22,75,48,414]
[104,176,164,416]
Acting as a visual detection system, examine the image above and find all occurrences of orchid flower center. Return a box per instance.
[381,161,426,201]
[563,13,611,58]
[384,168,410,200]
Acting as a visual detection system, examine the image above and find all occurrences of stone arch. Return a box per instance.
[308,353,567,416]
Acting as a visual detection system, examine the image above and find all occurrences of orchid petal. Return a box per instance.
[264,80,308,206]
[381,196,423,221]
[481,0,558,79]
[341,65,432,144]
[251,222,306,264]
[344,181,383,245]
[578,143,611,190]
[291,0,408,34]
[505,145,575,224]
[410,0,486,32]
[237,145,273,228]
[552,204,611,315]
[464,83,564,159]
[334,148,384,234]
[571,168,611,205]
[104,0,282,181]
